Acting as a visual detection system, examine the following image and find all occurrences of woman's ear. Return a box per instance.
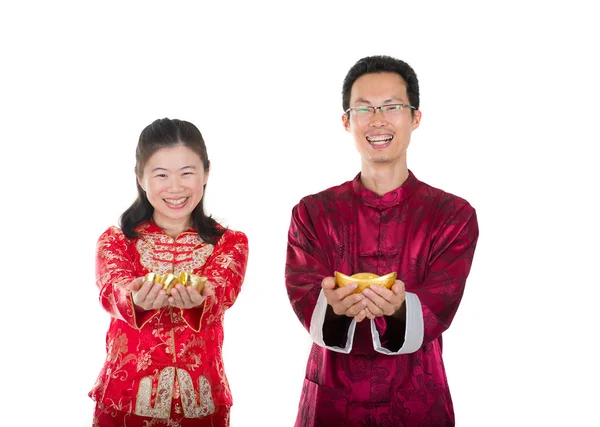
[136,168,145,191]
[204,161,210,184]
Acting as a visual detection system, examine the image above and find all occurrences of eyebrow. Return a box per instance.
[353,97,404,105]
[151,166,197,173]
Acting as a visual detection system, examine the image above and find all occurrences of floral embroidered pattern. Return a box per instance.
[177,370,215,418]
[135,367,176,418]
[136,349,152,372]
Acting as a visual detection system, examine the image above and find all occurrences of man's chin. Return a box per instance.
[369,156,392,164]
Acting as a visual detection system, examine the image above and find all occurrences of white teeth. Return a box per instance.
[165,197,188,206]
[367,135,393,145]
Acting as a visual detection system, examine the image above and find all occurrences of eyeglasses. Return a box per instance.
[345,104,416,119]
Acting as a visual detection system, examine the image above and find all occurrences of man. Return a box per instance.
[285,55,479,427]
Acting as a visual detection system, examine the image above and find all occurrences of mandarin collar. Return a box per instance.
[135,221,196,239]
[352,170,419,209]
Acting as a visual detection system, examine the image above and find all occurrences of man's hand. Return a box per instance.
[322,277,369,322]
[129,277,169,311]
[169,281,215,309]
[362,280,406,320]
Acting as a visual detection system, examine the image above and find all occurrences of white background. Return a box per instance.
[1,1,598,426]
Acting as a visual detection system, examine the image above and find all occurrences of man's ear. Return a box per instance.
[342,114,350,132]
[411,110,422,130]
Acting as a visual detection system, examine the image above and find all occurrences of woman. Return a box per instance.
[90,118,248,426]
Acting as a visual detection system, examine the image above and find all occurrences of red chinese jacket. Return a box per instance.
[90,221,248,419]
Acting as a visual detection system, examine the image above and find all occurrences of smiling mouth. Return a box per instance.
[164,197,188,206]
[366,135,393,146]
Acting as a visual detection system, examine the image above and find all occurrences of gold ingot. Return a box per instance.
[179,272,190,286]
[144,271,207,295]
[188,274,207,293]
[162,273,178,295]
[179,272,207,293]
[144,272,165,284]
[334,271,397,294]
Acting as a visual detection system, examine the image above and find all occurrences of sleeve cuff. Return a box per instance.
[371,291,424,355]
[130,296,160,330]
[180,303,207,332]
[309,289,356,354]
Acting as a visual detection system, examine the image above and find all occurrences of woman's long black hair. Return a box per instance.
[119,118,225,245]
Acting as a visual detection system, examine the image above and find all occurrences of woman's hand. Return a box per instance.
[128,277,170,311]
[169,280,215,309]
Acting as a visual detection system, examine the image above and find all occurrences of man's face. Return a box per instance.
[342,72,421,166]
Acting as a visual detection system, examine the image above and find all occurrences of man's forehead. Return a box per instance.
[350,73,408,102]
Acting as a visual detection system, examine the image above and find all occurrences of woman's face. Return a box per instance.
[138,144,208,231]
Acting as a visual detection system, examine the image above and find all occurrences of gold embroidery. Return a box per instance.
[136,349,152,372]
[176,369,215,418]
[136,234,214,276]
[105,330,136,388]
[134,367,176,418]
[170,329,177,363]
[133,368,214,419]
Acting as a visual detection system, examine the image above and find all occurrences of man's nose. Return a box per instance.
[370,108,387,125]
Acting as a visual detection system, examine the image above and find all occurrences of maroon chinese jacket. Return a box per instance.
[285,171,479,427]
